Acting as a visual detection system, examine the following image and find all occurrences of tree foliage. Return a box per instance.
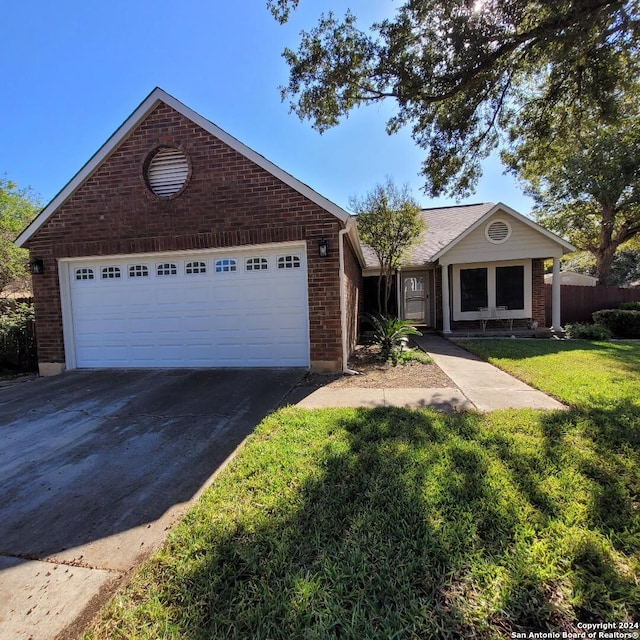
[351,179,425,315]
[269,0,639,197]
[0,178,40,297]
[503,92,640,285]
[561,249,640,286]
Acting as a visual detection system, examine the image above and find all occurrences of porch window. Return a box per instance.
[452,260,532,321]
[460,268,488,312]
[496,265,524,310]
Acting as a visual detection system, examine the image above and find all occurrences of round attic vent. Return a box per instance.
[485,219,511,244]
[145,147,189,197]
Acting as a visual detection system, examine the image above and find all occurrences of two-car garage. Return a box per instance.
[60,243,310,369]
[18,89,357,374]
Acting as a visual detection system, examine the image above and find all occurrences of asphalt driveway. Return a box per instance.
[0,368,302,640]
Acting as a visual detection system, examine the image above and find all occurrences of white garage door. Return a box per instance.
[63,244,309,368]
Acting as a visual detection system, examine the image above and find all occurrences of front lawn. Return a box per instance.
[457,338,640,412]
[85,341,640,640]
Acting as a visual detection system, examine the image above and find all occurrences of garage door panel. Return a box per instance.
[67,246,310,368]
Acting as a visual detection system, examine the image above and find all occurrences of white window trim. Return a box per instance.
[74,267,95,281]
[277,255,302,269]
[452,260,531,321]
[245,257,269,271]
[185,260,207,275]
[101,266,122,279]
[214,258,238,273]
[128,264,150,278]
[156,262,178,276]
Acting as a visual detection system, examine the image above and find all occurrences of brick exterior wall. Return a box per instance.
[433,267,443,329]
[26,103,349,371]
[343,237,363,355]
[531,259,546,326]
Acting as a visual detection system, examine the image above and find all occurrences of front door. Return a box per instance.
[402,274,428,325]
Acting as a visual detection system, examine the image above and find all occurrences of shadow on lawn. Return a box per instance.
[480,400,640,623]
[150,406,638,640]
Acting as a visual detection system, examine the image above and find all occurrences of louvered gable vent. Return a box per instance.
[146,147,189,197]
[486,220,511,244]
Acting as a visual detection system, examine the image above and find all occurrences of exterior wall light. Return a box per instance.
[318,238,329,258]
[30,257,45,274]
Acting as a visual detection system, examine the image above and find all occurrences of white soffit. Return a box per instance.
[16,87,350,247]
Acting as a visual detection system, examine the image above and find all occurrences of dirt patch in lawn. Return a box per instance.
[300,345,457,389]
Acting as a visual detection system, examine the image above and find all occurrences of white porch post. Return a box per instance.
[551,257,562,332]
[441,264,452,334]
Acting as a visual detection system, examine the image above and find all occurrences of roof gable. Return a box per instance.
[360,202,575,271]
[432,202,575,262]
[17,88,349,247]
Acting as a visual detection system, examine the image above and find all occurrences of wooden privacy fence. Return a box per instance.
[545,284,640,326]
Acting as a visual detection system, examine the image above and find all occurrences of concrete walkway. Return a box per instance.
[295,335,565,412]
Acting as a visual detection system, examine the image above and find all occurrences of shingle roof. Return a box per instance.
[360,202,495,269]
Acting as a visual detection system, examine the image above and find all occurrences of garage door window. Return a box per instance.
[246,257,268,271]
[185,261,207,274]
[101,266,121,279]
[129,265,149,278]
[75,268,95,281]
[157,263,177,276]
[215,258,237,273]
[277,255,301,269]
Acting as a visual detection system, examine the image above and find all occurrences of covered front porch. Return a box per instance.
[394,257,565,334]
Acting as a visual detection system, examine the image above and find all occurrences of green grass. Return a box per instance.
[456,339,640,412]
[85,336,640,640]
[392,347,433,365]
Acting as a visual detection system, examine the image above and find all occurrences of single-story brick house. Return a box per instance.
[361,203,575,333]
[17,88,574,376]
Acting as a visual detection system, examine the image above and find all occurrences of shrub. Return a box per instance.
[619,301,640,311]
[393,348,432,365]
[0,302,37,371]
[592,309,640,338]
[360,312,422,361]
[565,322,612,341]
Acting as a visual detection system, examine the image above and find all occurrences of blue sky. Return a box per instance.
[1,0,534,214]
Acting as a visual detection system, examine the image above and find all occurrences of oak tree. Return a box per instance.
[503,94,640,285]
[268,0,639,198]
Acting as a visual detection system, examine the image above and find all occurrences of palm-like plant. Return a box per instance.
[361,312,423,361]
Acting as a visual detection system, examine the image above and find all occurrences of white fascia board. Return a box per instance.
[17,87,350,247]
[430,202,575,263]
[344,217,367,269]
[17,89,162,247]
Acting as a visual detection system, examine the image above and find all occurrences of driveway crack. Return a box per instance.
[0,551,122,573]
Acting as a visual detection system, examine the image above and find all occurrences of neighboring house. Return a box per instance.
[17,89,574,376]
[17,88,364,376]
[361,203,575,333]
[544,271,598,286]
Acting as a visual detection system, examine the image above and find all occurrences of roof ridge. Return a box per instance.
[421,202,491,212]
